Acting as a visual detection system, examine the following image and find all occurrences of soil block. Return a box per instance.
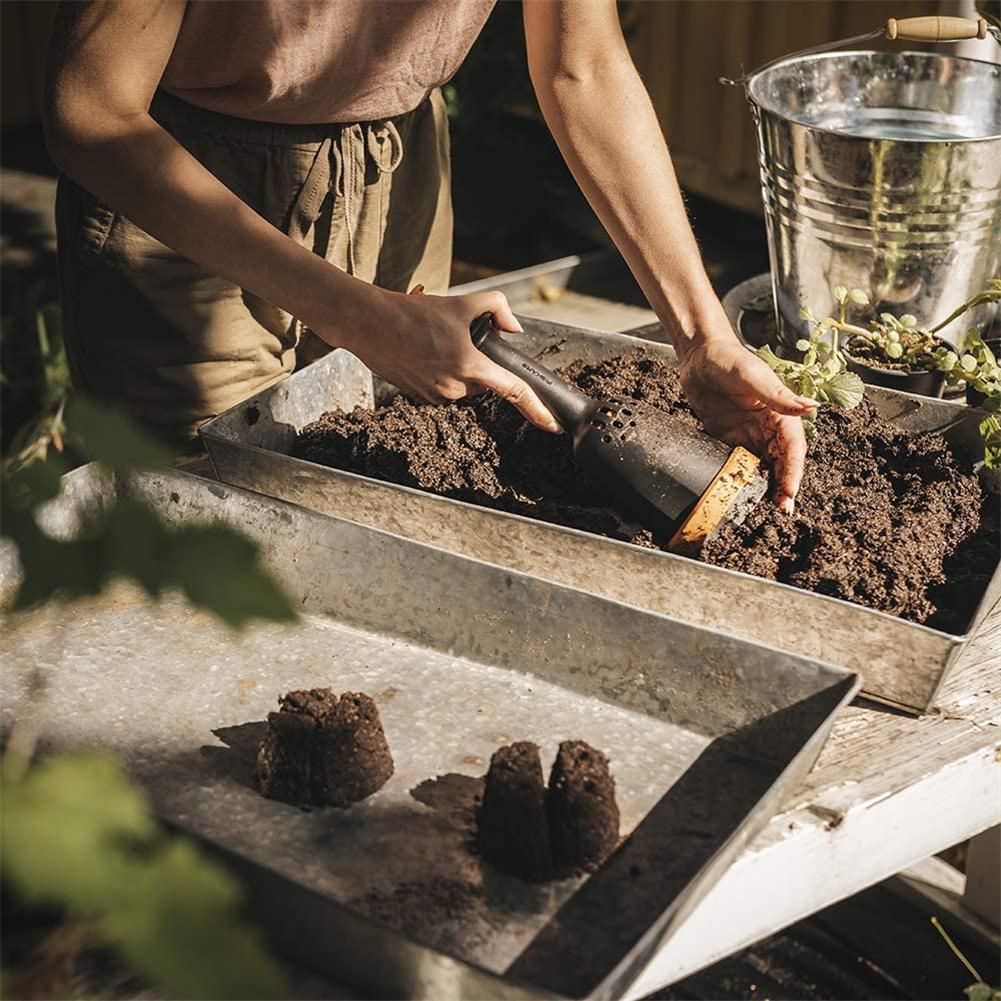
[294,350,998,632]
[476,742,552,880]
[311,692,396,807]
[255,689,394,808]
[547,740,620,873]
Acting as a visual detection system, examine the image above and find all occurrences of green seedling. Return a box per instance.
[930,916,1001,1001]
[759,280,1001,468]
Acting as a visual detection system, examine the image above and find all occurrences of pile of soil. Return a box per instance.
[547,741,620,874]
[255,689,394,808]
[476,740,620,880]
[702,400,994,628]
[293,351,695,543]
[294,349,998,630]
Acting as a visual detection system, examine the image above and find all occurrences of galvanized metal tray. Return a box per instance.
[449,251,659,334]
[1,466,857,1000]
[200,318,999,714]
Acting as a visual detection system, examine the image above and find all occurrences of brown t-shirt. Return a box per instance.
[161,0,496,124]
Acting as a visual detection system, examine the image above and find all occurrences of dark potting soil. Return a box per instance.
[293,349,998,630]
[476,741,552,880]
[255,689,394,808]
[702,401,997,630]
[547,740,620,875]
[476,740,620,881]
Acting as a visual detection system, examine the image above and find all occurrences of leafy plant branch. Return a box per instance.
[757,281,1001,471]
[2,385,299,998]
[2,747,286,1000]
[3,396,298,627]
[756,286,866,438]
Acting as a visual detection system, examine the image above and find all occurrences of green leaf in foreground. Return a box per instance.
[66,396,172,473]
[3,453,67,512]
[2,752,286,1000]
[108,838,284,1001]
[169,523,298,629]
[822,371,864,410]
[1,754,155,911]
[3,451,298,627]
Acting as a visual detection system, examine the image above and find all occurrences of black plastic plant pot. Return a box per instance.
[965,339,1001,408]
[844,344,946,399]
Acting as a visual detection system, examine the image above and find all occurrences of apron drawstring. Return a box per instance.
[287,135,333,246]
[287,119,404,278]
[332,120,403,277]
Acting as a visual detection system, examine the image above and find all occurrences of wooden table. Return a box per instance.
[628,603,1001,997]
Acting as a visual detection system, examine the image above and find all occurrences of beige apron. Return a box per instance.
[56,88,453,444]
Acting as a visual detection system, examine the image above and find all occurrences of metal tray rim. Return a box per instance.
[183,462,862,685]
[198,314,1000,713]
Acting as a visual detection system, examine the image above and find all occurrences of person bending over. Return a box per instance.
[46,0,811,509]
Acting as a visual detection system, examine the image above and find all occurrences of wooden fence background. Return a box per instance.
[2,0,984,213]
[627,0,955,212]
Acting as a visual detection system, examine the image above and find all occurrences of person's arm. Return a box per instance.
[44,1,559,432]
[523,0,813,509]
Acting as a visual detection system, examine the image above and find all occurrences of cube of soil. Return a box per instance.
[254,707,317,806]
[280,688,339,720]
[547,740,619,873]
[255,689,393,808]
[477,741,552,880]
[311,692,395,807]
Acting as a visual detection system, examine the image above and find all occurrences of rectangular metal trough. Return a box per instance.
[0,466,857,1000]
[199,317,1001,714]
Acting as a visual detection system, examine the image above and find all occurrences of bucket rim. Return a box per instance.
[745,48,1001,143]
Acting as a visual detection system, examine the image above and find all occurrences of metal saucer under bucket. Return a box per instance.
[729,16,1001,349]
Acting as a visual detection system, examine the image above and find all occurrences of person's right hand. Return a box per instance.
[317,288,562,433]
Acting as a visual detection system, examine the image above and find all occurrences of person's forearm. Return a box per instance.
[531,56,730,356]
[46,114,378,343]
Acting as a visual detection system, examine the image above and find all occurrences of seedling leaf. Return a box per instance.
[823,372,864,410]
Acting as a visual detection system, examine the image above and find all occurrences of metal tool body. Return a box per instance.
[471,314,766,546]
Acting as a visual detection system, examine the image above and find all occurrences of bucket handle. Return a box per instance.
[885,16,988,41]
[722,16,994,87]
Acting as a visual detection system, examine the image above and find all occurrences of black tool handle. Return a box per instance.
[469,313,596,432]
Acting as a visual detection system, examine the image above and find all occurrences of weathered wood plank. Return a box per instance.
[629,600,1000,996]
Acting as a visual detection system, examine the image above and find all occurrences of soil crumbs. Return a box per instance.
[294,348,998,631]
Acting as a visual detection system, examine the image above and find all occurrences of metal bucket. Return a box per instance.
[742,43,1001,347]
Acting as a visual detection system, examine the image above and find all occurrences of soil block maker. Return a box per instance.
[471,313,766,555]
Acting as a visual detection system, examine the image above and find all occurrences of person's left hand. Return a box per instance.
[676,333,815,513]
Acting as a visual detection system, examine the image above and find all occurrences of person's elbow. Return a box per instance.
[529,48,636,108]
[44,73,85,169]
[44,79,142,172]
